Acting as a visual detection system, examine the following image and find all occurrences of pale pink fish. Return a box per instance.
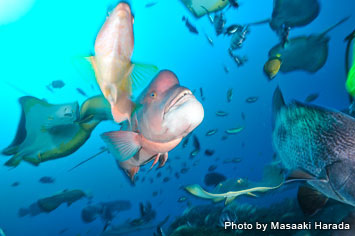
[90,2,157,124]
[102,70,204,181]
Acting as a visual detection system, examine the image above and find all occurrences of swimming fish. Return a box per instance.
[246,96,258,103]
[206,129,217,136]
[227,88,233,102]
[39,176,55,184]
[204,149,215,156]
[214,12,226,36]
[89,2,158,124]
[145,2,158,8]
[225,127,243,134]
[50,80,65,89]
[181,0,229,18]
[230,25,249,50]
[224,24,243,36]
[204,172,226,187]
[185,182,284,205]
[3,96,112,166]
[264,55,282,80]
[182,16,199,34]
[272,86,355,214]
[304,93,319,103]
[76,88,88,97]
[205,34,213,46]
[216,111,228,116]
[102,70,204,181]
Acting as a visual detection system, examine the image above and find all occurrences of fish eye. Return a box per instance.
[150,92,157,98]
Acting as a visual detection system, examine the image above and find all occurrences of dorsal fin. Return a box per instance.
[272,86,286,129]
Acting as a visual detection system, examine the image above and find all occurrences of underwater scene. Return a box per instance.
[1,0,355,235]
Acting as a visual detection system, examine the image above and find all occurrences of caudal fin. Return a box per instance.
[272,86,285,129]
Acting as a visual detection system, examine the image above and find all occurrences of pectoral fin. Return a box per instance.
[297,185,328,216]
[101,131,141,162]
[129,63,159,93]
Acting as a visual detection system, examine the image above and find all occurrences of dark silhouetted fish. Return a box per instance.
[145,2,157,8]
[163,177,170,183]
[39,176,55,184]
[182,16,198,34]
[204,149,215,156]
[11,182,20,187]
[175,172,180,179]
[216,111,228,116]
[76,88,88,97]
[227,88,233,103]
[208,165,217,172]
[304,93,319,103]
[214,12,225,36]
[180,167,189,174]
[204,172,227,187]
[51,80,65,89]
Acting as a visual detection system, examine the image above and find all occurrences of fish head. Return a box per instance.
[136,70,204,142]
[95,2,134,60]
[326,159,355,206]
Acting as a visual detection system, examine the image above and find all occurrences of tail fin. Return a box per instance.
[272,86,285,129]
[321,16,350,35]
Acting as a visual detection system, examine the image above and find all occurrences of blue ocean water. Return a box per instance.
[0,0,354,235]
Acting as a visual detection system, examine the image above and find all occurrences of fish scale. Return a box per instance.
[273,103,354,177]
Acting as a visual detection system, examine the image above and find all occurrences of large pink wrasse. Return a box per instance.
[88,2,158,124]
[101,70,204,181]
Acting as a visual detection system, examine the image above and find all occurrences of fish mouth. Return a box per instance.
[164,89,193,115]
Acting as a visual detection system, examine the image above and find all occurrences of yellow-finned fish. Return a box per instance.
[89,2,158,124]
[264,54,282,80]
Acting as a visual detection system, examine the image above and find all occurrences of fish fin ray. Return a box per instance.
[129,63,159,92]
[297,185,328,216]
[101,131,140,162]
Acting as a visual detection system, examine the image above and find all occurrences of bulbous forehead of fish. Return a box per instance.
[113,2,132,15]
[139,70,180,103]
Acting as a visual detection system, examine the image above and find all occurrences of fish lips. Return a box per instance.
[163,87,194,116]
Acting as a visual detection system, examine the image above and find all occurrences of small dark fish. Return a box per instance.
[51,80,65,89]
[46,85,54,93]
[141,177,146,183]
[199,88,205,101]
[216,111,228,116]
[206,129,217,136]
[59,228,68,234]
[156,172,162,178]
[305,93,319,103]
[204,149,215,156]
[221,136,228,141]
[163,177,170,183]
[76,88,88,97]
[204,172,226,186]
[229,49,248,67]
[177,196,187,202]
[152,191,158,197]
[192,135,200,150]
[241,112,246,120]
[180,168,189,174]
[39,176,55,184]
[175,172,180,179]
[214,12,226,36]
[145,2,157,8]
[182,16,199,34]
[223,66,229,73]
[11,182,20,187]
[230,26,249,50]
[228,0,240,8]
[246,96,258,103]
[227,88,233,103]
[208,165,217,172]
[223,157,242,164]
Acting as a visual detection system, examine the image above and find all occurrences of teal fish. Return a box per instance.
[227,88,233,103]
[216,111,228,116]
[206,129,217,136]
[225,127,243,134]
